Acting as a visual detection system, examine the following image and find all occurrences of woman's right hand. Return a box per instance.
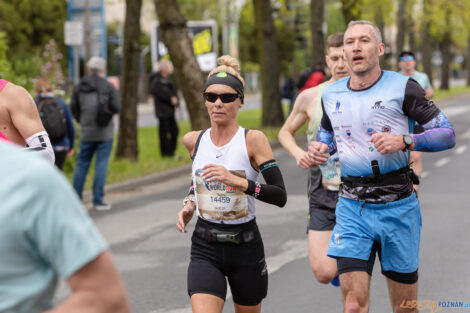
[176,204,195,233]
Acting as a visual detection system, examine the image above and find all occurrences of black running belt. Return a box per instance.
[341,167,411,187]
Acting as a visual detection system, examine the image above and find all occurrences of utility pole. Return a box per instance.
[84,0,92,69]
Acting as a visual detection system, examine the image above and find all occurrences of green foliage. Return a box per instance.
[0,0,67,56]
[327,2,346,35]
[0,32,41,90]
[0,0,67,90]
[239,1,258,65]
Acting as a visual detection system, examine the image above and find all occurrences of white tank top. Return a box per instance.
[192,127,259,224]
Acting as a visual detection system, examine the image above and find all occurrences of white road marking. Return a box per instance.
[148,239,308,313]
[455,145,467,154]
[441,105,470,118]
[421,171,429,178]
[461,129,470,140]
[434,157,451,167]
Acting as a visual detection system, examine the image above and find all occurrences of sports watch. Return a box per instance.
[402,134,413,150]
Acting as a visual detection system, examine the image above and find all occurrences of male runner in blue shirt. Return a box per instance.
[308,20,455,313]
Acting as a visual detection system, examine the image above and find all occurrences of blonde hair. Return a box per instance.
[208,55,245,87]
[34,77,53,94]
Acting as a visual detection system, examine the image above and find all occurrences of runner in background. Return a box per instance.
[398,51,434,190]
[278,32,349,287]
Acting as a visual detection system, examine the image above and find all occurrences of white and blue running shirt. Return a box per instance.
[320,71,440,178]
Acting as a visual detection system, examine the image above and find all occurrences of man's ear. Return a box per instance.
[378,43,385,57]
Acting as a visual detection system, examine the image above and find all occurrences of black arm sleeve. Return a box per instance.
[403,78,440,125]
[244,160,287,207]
[320,99,333,131]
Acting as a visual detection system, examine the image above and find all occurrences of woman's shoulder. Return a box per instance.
[245,129,269,148]
[182,130,204,153]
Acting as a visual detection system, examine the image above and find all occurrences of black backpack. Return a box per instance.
[38,98,67,143]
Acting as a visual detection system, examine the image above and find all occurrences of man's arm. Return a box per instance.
[403,79,455,152]
[371,79,455,154]
[278,88,316,169]
[5,83,55,163]
[44,251,130,313]
[108,84,121,114]
[6,83,46,141]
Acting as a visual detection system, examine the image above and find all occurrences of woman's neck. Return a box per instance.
[210,122,239,146]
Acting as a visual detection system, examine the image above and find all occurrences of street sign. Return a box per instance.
[64,21,84,46]
[67,0,107,80]
[151,20,218,72]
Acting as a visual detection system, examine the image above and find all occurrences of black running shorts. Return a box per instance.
[187,217,268,306]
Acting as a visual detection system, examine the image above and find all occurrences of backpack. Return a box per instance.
[38,98,67,143]
[296,69,313,91]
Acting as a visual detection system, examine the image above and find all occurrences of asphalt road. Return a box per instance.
[58,93,470,313]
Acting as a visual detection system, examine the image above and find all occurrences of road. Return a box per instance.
[59,93,470,313]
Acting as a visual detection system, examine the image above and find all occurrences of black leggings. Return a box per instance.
[158,116,178,156]
[187,217,268,306]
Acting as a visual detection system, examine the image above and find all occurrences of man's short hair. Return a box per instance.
[346,20,382,44]
[327,32,344,49]
[399,51,415,59]
[86,56,106,72]
[154,60,173,73]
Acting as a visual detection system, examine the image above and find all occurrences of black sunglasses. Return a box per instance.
[203,92,240,103]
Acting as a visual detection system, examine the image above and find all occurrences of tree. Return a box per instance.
[310,0,325,66]
[154,0,210,130]
[116,0,142,160]
[253,0,284,127]
[420,0,433,82]
[395,0,407,64]
[439,8,451,90]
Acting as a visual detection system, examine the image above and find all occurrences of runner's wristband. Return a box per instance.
[244,160,286,207]
[188,180,195,195]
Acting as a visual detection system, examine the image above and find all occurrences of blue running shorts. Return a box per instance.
[327,193,421,273]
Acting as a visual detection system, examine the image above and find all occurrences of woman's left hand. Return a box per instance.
[201,163,248,191]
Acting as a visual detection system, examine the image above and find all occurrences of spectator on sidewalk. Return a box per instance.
[149,60,180,158]
[297,62,326,94]
[34,78,75,170]
[0,141,129,313]
[71,56,121,211]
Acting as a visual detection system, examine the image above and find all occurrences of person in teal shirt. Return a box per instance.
[398,50,435,190]
[0,142,129,313]
[398,51,434,99]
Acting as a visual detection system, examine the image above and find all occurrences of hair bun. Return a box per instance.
[217,55,240,72]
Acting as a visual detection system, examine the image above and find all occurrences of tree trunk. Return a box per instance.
[310,0,325,66]
[115,0,142,160]
[154,0,210,130]
[439,10,451,90]
[340,0,361,25]
[408,20,416,53]
[375,7,386,69]
[396,0,407,67]
[421,0,433,82]
[253,0,284,127]
[467,36,470,86]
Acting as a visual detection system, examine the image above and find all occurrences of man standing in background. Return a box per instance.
[149,60,180,158]
[71,56,121,211]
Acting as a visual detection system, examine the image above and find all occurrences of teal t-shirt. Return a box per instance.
[399,70,432,90]
[0,143,108,313]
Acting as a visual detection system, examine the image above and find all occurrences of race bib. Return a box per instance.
[194,169,248,220]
